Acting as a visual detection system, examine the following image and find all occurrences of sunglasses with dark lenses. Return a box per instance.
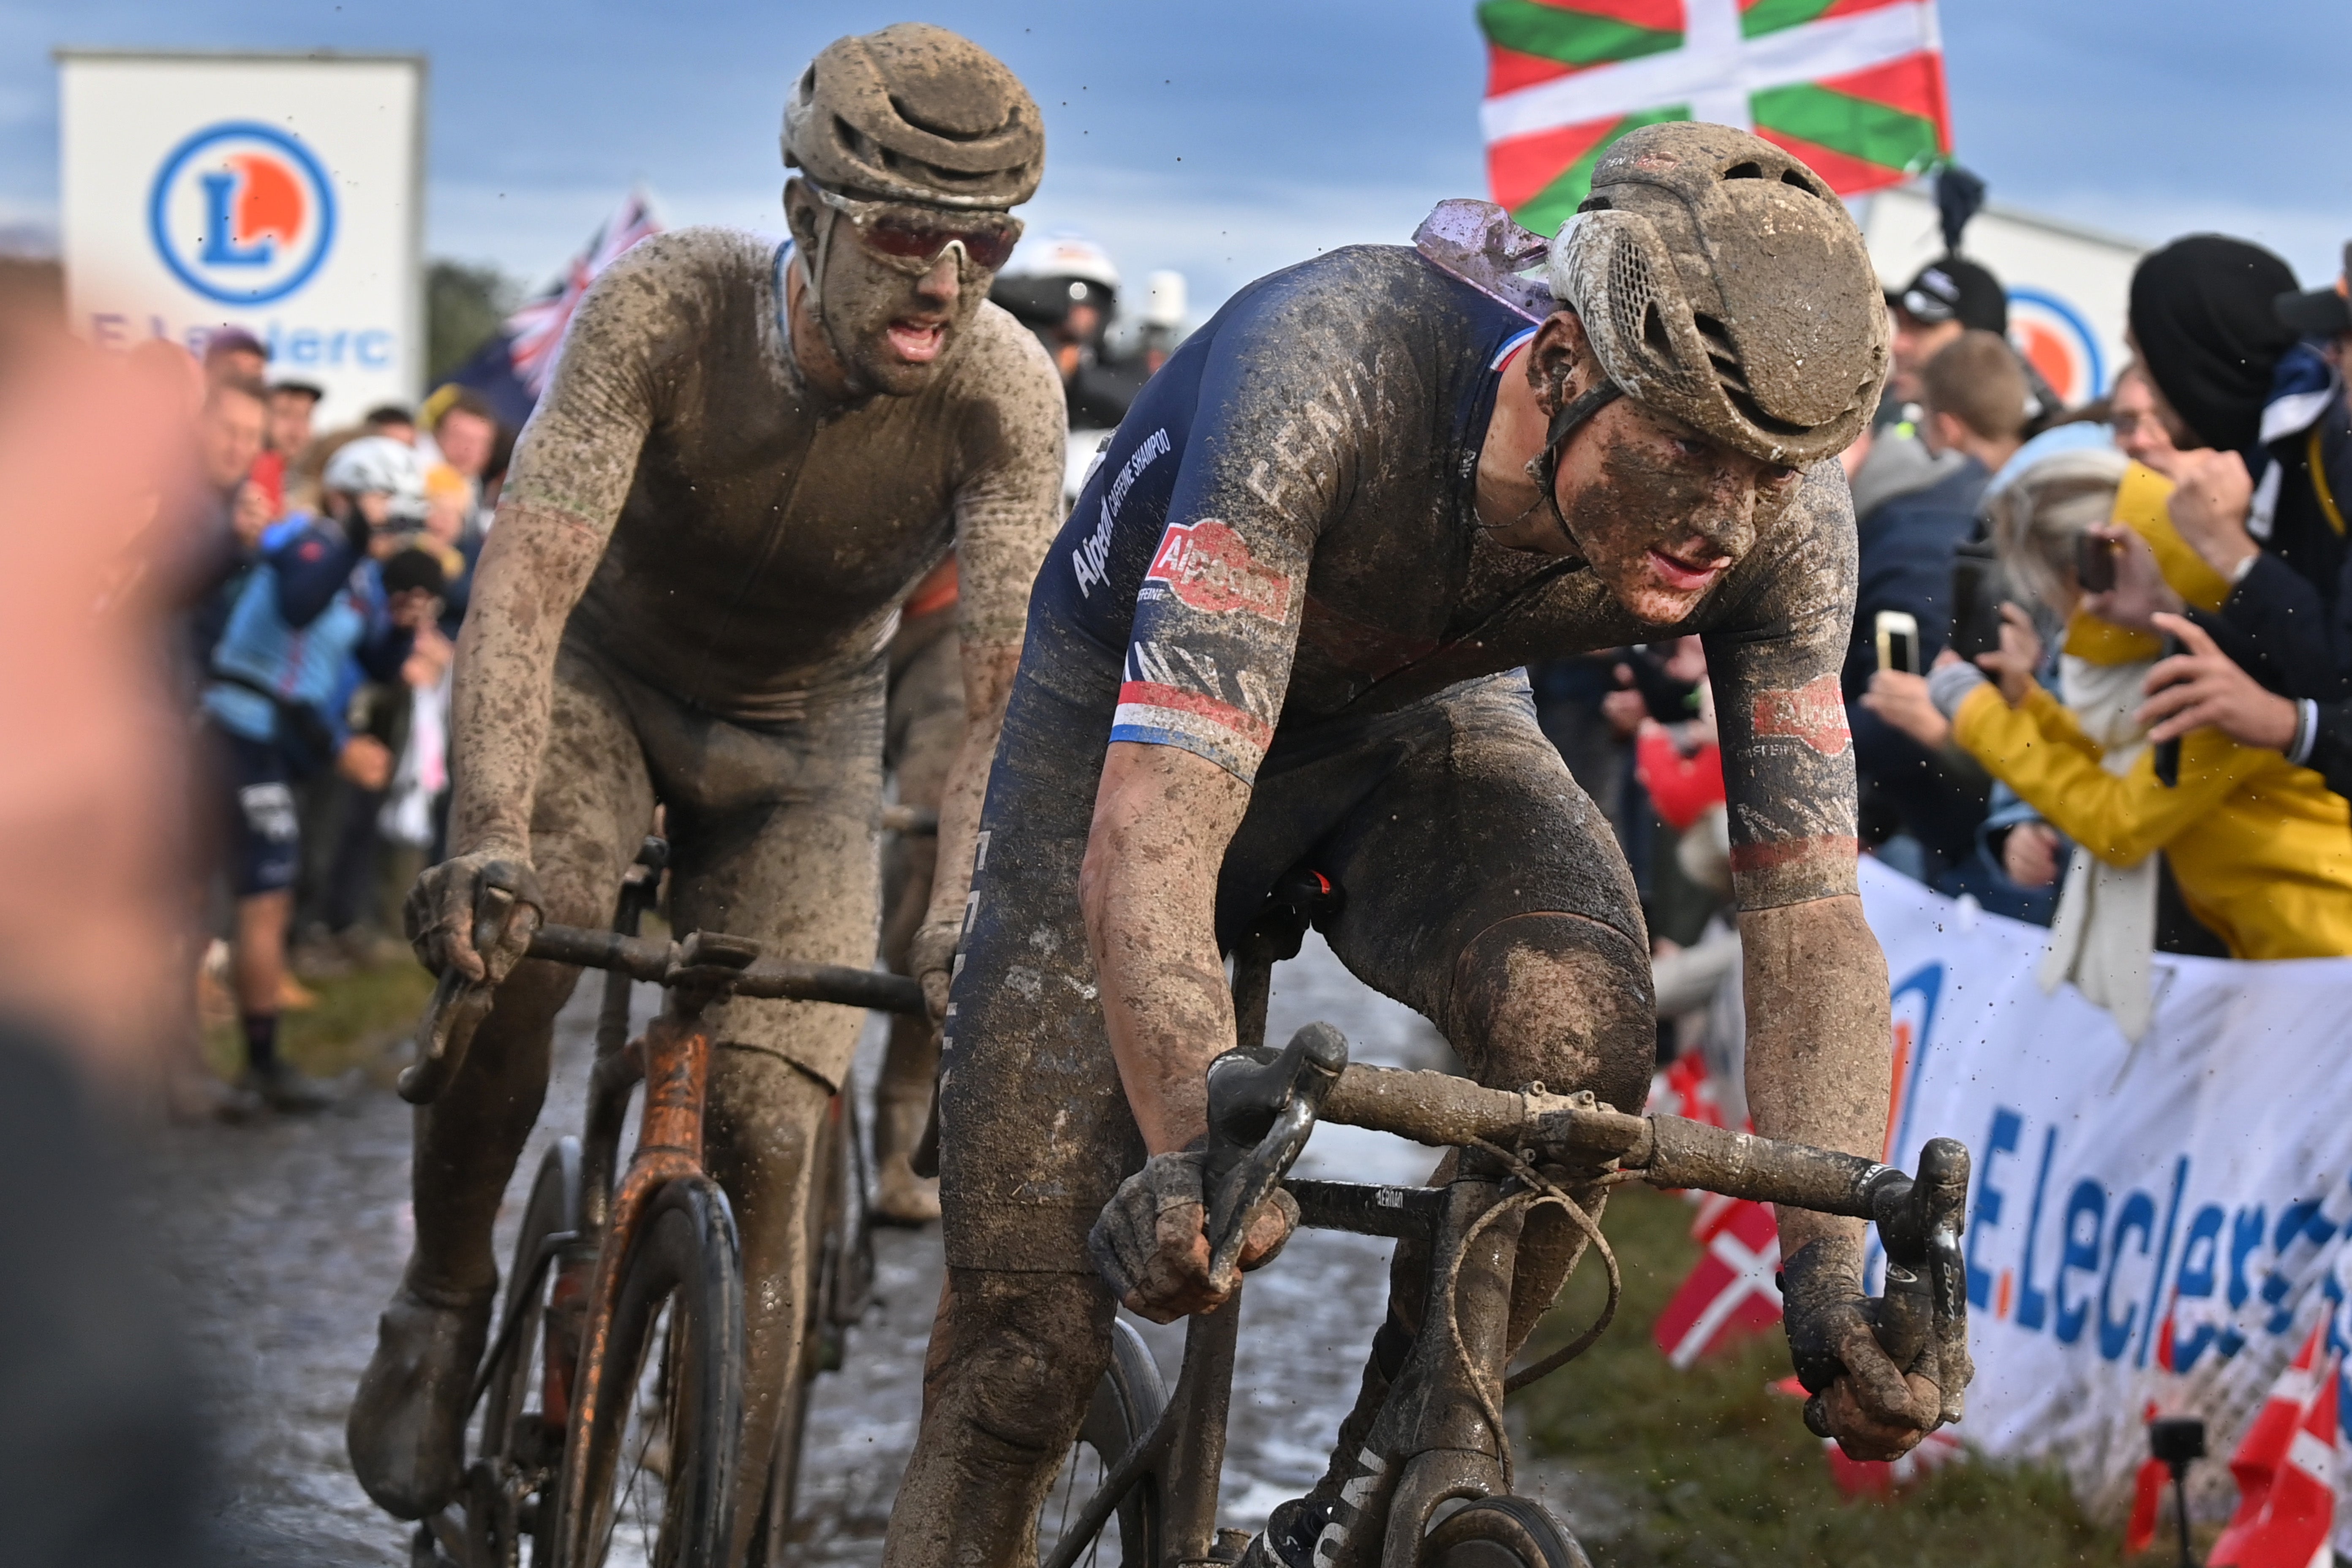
[808,183,1024,273]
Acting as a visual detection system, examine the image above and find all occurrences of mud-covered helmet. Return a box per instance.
[1545,122,1889,465]
[783,24,1043,211]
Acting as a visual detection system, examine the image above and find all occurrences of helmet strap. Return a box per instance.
[795,202,863,394]
[1525,378,1623,552]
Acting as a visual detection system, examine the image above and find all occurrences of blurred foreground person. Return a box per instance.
[0,278,211,1565]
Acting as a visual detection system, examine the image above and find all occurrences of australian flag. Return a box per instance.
[447,189,663,430]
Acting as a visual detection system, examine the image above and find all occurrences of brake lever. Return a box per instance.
[398,883,518,1106]
[1202,1023,1349,1290]
[1861,1136,1971,1419]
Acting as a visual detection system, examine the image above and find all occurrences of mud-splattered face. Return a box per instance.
[785,180,996,398]
[1553,398,1805,626]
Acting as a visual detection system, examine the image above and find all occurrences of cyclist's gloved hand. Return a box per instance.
[1780,1233,1947,1462]
[406,852,545,985]
[1087,1150,1299,1324]
[909,915,961,1024]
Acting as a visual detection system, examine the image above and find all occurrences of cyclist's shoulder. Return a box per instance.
[930,302,1064,485]
[1703,460,1861,636]
[572,228,776,339]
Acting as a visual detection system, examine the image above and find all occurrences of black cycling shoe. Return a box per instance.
[1257,1497,1337,1567]
[241,1059,338,1113]
[346,1276,495,1520]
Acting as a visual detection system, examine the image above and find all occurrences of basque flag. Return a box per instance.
[1478,0,1953,239]
[447,189,663,429]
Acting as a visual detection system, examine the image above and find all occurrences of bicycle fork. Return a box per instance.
[555,1005,716,1560]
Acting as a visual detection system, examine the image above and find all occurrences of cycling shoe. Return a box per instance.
[346,1274,494,1519]
[1240,1498,1336,1568]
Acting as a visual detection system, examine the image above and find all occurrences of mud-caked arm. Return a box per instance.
[909,326,1067,1008]
[1702,467,1886,1257]
[1705,468,1946,1455]
[423,243,679,980]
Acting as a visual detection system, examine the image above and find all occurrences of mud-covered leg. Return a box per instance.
[1284,678,1654,1523]
[883,1268,1117,1568]
[703,1048,834,1564]
[349,647,651,1520]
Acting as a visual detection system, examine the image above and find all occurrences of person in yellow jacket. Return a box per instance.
[1868,447,2352,1034]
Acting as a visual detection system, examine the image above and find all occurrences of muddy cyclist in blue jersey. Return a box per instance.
[881,122,1971,1568]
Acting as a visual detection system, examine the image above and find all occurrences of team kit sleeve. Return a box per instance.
[1703,466,1865,911]
[1106,306,1361,784]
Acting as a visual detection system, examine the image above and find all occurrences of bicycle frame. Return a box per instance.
[1045,874,1970,1568]
[422,839,931,1568]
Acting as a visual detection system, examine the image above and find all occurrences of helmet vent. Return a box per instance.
[1643,301,1672,358]
[889,95,1004,144]
[1693,313,1743,389]
[1723,162,1765,180]
[1607,239,1671,384]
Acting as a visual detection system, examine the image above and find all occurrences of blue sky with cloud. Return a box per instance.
[5,0,2348,315]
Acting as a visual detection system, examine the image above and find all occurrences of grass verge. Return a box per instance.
[1515,1183,2114,1567]
[201,956,437,1086]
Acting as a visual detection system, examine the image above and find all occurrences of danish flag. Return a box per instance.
[1655,1198,1782,1368]
[2211,1326,2339,1568]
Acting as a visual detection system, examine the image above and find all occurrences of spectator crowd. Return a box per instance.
[141,328,512,1119]
[1549,225,2352,1067]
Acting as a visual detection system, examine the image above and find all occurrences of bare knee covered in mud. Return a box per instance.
[927,1268,1114,1461]
[1446,913,1654,1115]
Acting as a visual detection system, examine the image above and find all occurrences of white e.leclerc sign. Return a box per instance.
[57,50,425,426]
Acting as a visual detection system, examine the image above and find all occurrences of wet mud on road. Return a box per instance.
[146,935,1613,1565]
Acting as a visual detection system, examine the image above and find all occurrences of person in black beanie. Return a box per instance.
[2090,235,2352,708]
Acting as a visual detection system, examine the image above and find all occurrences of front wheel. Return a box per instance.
[1034,1316,1168,1567]
[558,1177,745,1568]
[1418,1497,1590,1568]
[467,1136,584,1568]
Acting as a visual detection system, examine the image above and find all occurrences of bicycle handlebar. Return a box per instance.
[1196,1034,1970,1401]
[399,917,927,1106]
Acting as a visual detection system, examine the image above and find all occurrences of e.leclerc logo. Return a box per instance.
[148,122,336,306]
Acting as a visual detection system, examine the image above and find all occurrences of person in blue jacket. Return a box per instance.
[202,436,442,1110]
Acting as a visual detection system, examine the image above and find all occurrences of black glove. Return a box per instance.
[1087,1150,1298,1324]
[1780,1235,1963,1461]
[405,853,545,984]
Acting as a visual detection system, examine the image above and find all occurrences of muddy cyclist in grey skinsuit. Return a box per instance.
[345,26,1065,1557]
[882,124,1973,1568]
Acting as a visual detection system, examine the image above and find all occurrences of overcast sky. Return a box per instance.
[5,0,2348,314]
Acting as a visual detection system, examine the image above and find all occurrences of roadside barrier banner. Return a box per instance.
[1857,857,2352,1541]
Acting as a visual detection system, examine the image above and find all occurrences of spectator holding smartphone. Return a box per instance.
[1872,448,2352,1036]
[1844,330,2031,879]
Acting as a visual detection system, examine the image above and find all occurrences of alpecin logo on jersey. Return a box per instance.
[1750,673,1851,757]
[1142,519,1291,623]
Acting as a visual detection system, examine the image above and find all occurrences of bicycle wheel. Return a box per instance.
[1417,1497,1591,1568]
[561,1176,745,1568]
[1034,1317,1168,1568]
[467,1136,584,1568]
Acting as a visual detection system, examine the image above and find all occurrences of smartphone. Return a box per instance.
[2153,633,2182,787]
[1948,541,2004,661]
[1875,610,1922,676]
[2076,532,2118,595]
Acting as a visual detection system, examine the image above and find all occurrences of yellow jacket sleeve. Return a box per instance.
[1952,683,2270,868]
